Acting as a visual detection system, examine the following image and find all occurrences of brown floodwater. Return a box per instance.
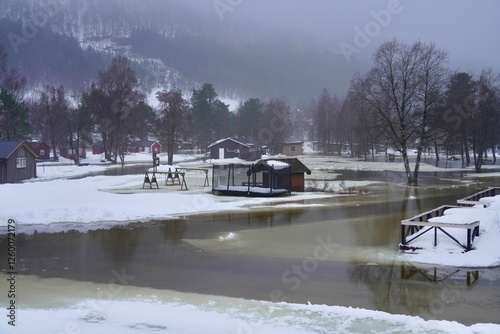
[0,171,499,326]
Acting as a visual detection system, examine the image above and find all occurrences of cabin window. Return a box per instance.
[16,157,27,168]
[40,149,45,156]
[291,146,296,152]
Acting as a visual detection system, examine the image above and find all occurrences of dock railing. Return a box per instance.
[456,186,500,208]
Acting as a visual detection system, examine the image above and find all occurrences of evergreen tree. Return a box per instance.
[0,89,31,140]
[236,98,263,140]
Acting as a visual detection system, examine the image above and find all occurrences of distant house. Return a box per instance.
[60,145,87,160]
[0,141,38,184]
[128,140,161,154]
[264,157,311,192]
[28,141,50,160]
[208,137,262,161]
[282,141,304,156]
[92,141,106,155]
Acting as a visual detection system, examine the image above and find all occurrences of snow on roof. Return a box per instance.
[208,137,258,148]
[266,160,290,169]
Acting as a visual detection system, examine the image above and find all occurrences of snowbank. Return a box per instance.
[398,196,500,268]
[1,274,498,334]
[0,174,333,234]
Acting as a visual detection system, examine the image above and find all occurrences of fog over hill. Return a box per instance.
[0,0,498,103]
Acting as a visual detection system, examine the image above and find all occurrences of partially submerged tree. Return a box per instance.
[353,39,448,185]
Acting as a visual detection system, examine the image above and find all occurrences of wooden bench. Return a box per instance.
[142,170,188,190]
[175,167,210,187]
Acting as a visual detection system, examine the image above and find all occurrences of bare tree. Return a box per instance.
[66,93,93,165]
[31,85,68,159]
[95,57,145,166]
[156,89,191,165]
[353,39,448,185]
[314,89,338,154]
[473,69,499,172]
[260,98,291,155]
[412,42,449,177]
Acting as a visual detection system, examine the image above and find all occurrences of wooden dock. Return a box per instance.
[400,205,480,252]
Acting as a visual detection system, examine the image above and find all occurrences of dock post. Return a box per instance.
[467,228,472,251]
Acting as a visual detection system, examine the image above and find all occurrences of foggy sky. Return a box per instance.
[177,0,500,75]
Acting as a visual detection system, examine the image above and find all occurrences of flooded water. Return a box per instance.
[1,170,499,326]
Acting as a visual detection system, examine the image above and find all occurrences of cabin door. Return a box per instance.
[219,148,225,159]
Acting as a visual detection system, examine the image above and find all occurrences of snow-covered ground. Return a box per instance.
[2,153,500,333]
[1,274,498,334]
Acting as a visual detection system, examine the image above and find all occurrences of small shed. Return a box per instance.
[208,137,261,161]
[0,140,38,184]
[128,140,161,154]
[264,158,311,192]
[28,141,50,160]
[247,160,293,193]
[282,141,304,156]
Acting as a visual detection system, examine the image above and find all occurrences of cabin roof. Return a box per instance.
[129,140,161,147]
[265,157,311,174]
[208,137,259,149]
[0,140,38,161]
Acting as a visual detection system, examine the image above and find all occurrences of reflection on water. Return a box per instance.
[401,264,479,288]
[1,172,499,325]
[348,261,486,324]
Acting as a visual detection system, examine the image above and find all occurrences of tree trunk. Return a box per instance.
[401,145,414,185]
[460,143,466,168]
[434,140,440,162]
[465,140,471,167]
[413,146,424,185]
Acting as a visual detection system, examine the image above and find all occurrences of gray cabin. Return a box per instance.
[208,137,262,161]
[0,141,38,184]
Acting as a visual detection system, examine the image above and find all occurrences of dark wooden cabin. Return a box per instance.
[208,137,261,161]
[0,141,38,184]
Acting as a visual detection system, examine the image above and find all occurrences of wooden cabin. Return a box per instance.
[282,141,304,156]
[128,140,161,154]
[28,141,50,160]
[0,141,38,184]
[208,137,261,161]
[264,158,311,192]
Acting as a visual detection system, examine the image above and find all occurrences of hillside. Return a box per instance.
[0,0,365,102]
